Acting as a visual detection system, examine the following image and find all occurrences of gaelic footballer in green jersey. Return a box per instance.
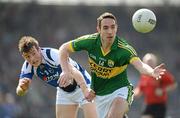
[70,33,139,95]
[59,12,165,118]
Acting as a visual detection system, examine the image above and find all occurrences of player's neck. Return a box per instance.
[101,42,112,54]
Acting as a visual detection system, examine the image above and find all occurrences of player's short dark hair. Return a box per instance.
[18,36,39,53]
[97,12,117,28]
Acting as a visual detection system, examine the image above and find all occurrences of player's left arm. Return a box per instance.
[131,57,165,80]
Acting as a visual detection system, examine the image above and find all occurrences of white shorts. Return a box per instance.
[95,86,134,118]
[56,86,89,106]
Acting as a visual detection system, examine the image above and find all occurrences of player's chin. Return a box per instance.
[107,37,114,42]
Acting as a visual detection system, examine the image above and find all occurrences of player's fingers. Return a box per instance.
[162,69,166,72]
[24,79,30,84]
[21,81,28,85]
[57,75,64,84]
[19,84,28,90]
[160,71,165,75]
[156,75,162,80]
[158,63,165,69]
[63,81,71,87]
[21,79,30,84]
[57,78,60,84]
[59,79,64,86]
[59,78,69,87]
[59,76,66,85]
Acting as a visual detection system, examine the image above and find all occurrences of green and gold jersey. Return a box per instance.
[70,33,139,95]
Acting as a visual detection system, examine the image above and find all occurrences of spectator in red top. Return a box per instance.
[134,53,177,118]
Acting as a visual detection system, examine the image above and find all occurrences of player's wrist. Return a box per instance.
[78,82,87,91]
[89,89,95,94]
[78,81,86,86]
[150,70,155,78]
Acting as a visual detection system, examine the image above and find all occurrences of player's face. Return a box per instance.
[98,18,117,45]
[22,46,42,67]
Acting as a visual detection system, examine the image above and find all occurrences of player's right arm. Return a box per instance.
[59,34,96,87]
[16,61,34,96]
[16,78,31,96]
[58,41,74,87]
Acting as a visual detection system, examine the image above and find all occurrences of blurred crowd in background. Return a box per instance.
[0,2,180,118]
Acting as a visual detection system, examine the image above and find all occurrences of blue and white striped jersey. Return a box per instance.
[19,48,91,88]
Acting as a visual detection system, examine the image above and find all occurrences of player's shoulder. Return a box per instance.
[76,33,99,41]
[41,47,59,62]
[22,60,33,71]
[117,37,131,49]
[117,37,129,46]
[117,37,137,55]
[41,47,58,51]
[41,47,58,54]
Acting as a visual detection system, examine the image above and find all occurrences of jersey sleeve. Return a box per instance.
[125,45,138,64]
[70,34,96,52]
[45,48,60,66]
[19,61,34,79]
[120,45,138,65]
[117,38,138,65]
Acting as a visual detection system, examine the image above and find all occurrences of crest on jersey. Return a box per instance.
[108,60,114,67]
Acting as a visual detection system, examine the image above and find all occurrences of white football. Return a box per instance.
[132,8,156,33]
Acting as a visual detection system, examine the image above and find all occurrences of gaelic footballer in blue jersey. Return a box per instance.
[16,36,97,118]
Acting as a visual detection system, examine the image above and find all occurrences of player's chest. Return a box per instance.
[35,64,61,81]
[88,51,115,68]
[88,48,124,67]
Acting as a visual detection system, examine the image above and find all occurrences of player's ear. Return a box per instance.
[96,25,100,33]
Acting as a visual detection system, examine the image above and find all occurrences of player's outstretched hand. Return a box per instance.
[152,63,166,80]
